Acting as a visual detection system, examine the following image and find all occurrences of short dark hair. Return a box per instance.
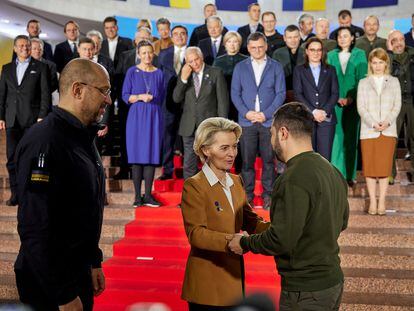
[103,16,117,25]
[262,11,276,21]
[303,37,327,66]
[248,3,260,11]
[272,102,314,139]
[284,24,300,34]
[27,19,40,28]
[336,26,355,51]
[171,25,188,35]
[14,35,30,46]
[156,17,171,28]
[78,37,95,48]
[247,32,267,44]
[338,9,352,19]
[204,3,216,10]
[64,20,79,32]
[137,39,154,53]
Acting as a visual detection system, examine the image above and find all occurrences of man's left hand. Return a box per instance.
[97,126,108,137]
[91,268,105,296]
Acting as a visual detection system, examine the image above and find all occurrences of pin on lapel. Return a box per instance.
[214,201,223,212]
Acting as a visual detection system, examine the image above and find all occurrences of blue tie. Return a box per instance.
[212,40,217,58]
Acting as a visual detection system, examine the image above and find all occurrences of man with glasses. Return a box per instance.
[54,20,80,73]
[14,58,110,311]
[231,32,286,210]
[0,35,51,206]
[262,11,284,56]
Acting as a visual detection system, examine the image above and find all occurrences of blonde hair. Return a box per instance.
[193,117,242,162]
[137,19,152,31]
[368,48,390,75]
[223,31,242,46]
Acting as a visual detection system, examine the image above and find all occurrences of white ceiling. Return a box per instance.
[0,0,102,44]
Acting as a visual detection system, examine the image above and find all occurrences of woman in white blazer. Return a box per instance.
[357,48,401,215]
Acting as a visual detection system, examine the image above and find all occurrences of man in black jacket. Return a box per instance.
[14,58,110,311]
[189,3,228,47]
[237,3,264,55]
[53,20,80,73]
[329,10,364,40]
[0,35,51,206]
[101,16,134,70]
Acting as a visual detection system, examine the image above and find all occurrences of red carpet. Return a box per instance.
[94,157,281,311]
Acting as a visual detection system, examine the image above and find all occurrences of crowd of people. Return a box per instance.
[1,3,414,213]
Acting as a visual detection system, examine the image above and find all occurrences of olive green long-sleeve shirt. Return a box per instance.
[240,151,349,291]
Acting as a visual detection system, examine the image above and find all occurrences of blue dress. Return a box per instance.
[122,66,165,165]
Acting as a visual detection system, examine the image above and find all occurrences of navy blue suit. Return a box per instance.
[158,46,183,176]
[404,30,414,48]
[53,41,79,73]
[231,57,285,200]
[198,37,226,66]
[293,63,339,160]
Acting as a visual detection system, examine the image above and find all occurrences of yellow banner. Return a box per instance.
[170,0,190,9]
[304,0,326,11]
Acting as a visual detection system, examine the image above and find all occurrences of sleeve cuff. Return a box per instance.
[181,78,188,84]
[240,236,250,251]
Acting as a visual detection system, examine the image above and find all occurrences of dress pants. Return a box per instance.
[15,267,94,311]
[392,103,414,177]
[6,123,29,199]
[312,122,335,161]
[240,123,276,200]
[279,282,344,311]
[161,110,180,176]
[182,135,198,179]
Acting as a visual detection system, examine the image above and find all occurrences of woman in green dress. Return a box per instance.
[327,26,368,184]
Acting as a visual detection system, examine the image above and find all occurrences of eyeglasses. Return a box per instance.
[308,48,323,53]
[79,82,111,100]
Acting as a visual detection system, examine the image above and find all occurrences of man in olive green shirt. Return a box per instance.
[229,102,349,310]
[355,15,386,58]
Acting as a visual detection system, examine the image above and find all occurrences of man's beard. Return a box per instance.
[273,140,285,163]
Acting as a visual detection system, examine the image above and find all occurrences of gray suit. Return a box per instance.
[173,64,229,178]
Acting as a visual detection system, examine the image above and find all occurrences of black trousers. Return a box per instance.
[182,135,198,179]
[240,123,276,200]
[312,122,335,161]
[279,282,344,311]
[188,303,234,311]
[6,124,29,198]
[161,110,180,176]
[118,99,131,171]
[15,267,94,311]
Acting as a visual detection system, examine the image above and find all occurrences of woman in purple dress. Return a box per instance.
[122,40,165,207]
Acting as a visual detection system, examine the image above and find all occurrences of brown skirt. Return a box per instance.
[361,134,396,178]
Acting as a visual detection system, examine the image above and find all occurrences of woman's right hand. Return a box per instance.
[140,94,154,102]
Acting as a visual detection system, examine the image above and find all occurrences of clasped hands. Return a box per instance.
[246,111,266,124]
[226,231,249,255]
[313,109,327,123]
[373,121,390,132]
[129,94,153,103]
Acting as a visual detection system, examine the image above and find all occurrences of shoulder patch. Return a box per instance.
[30,153,50,183]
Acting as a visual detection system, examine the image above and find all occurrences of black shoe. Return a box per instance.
[407,172,413,183]
[113,169,131,180]
[143,195,161,207]
[263,197,271,211]
[6,195,18,206]
[133,196,143,208]
[157,173,173,180]
[405,153,411,161]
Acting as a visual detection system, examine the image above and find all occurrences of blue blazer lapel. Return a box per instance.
[304,65,318,89]
[246,59,257,86]
[258,60,272,87]
[318,65,329,90]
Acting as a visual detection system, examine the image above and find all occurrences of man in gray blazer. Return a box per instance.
[173,47,229,178]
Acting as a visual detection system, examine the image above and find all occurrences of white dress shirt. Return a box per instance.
[251,57,267,112]
[210,36,222,53]
[339,51,351,75]
[174,45,186,64]
[108,36,119,61]
[202,162,235,213]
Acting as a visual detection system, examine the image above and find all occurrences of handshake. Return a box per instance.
[226,231,250,255]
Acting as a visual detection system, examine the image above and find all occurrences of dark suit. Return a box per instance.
[158,46,183,176]
[404,29,414,48]
[237,23,264,55]
[173,65,229,178]
[198,37,226,65]
[41,58,58,94]
[0,58,51,200]
[53,40,79,73]
[101,36,134,70]
[293,64,339,160]
[189,22,228,47]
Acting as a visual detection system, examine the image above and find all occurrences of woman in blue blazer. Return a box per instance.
[293,37,339,161]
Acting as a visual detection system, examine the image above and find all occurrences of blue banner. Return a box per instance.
[352,0,397,8]
[216,0,256,11]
